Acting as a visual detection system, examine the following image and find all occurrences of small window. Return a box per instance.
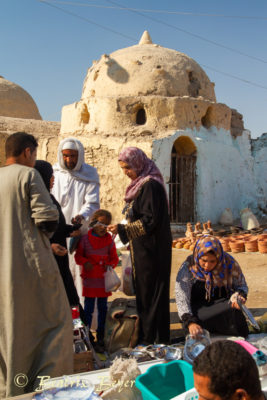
[201,107,213,129]
[136,108,146,125]
[80,104,90,124]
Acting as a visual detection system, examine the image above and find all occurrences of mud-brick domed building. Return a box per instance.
[0,76,60,166]
[59,31,267,224]
[1,32,266,224]
[0,76,42,120]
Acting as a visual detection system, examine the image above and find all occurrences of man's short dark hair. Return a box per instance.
[193,340,262,399]
[5,132,38,158]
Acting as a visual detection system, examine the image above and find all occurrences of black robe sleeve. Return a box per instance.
[50,195,75,246]
[118,179,169,242]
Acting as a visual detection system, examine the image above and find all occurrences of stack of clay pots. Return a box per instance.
[172,237,195,250]
[172,222,267,254]
[258,234,267,254]
[172,221,214,251]
[225,233,267,253]
[219,237,231,252]
[244,236,258,252]
[229,236,245,253]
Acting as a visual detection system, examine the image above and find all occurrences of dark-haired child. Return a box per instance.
[75,209,119,350]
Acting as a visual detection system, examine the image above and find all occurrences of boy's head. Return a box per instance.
[193,340,263,400]
[90,209,112,237]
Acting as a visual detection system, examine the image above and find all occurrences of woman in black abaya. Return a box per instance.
[108,147,172,345]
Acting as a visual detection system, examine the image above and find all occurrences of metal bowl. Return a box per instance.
[129,350,152,362]
[146,344,167,359]
[164,346,183,362]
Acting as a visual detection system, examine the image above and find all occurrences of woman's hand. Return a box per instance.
[108,224,118,234]
[51,243,68,256]
[70,229,81,237]
[71,215,84,224]
[188,323,203,337]
[84,261,93,271]
[231,294,246,310]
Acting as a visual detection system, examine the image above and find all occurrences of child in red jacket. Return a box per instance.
[75,209,119,350]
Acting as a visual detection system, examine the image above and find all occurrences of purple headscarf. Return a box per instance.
[118,147,165,202]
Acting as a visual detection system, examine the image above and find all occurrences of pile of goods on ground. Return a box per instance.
[172,221,267,253]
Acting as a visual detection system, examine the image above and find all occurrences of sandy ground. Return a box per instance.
[110,249,267,339]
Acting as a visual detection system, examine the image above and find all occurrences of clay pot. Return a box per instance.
[219,238,231,252]
[243,234,253,241]
[183,242,191,250]
[245,239,258,252]
[258,239,267,254]
[174,238,185,249]
[220,237,230,242]
[257,234,267,241]
[221,242,231,252]
[233,234,246,240]
[229,240,245,253]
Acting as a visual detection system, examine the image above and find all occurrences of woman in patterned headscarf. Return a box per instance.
[108,147,172,345]
[175,235,249,337]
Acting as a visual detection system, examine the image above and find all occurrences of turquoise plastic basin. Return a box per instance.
[135,360,194,400]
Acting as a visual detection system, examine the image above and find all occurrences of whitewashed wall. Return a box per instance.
[153,127,261,223]
[251,133,267,213]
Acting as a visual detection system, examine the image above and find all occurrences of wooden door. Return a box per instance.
[169,152,196,223]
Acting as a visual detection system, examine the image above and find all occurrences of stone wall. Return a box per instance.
[0,116,60,166]
[0,116,153,222]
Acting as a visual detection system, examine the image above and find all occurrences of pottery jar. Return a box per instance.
[229,240,245,253]
[245,239,258,252]
[258,239,267,254]
[219,238,231,252]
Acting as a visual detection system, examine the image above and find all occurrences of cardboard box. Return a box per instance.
[73,350,94,373]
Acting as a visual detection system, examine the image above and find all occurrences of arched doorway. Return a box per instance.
[169,136,197,223]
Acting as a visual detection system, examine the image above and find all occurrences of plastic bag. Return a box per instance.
[219,208,234,225]
[69,236,81,254]
[104,266,121,292]
[104,298,139,354]
[120,251,135,296]
[114,219,128,250]
[240,208,260,230]
[183,329,211,364]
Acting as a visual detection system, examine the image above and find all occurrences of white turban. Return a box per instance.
[53,137,99,183]
[62,140,78,151]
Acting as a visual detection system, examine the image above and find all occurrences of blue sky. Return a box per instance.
[1,0,267,138]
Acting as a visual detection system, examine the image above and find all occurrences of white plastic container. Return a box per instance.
[170,388,199,399]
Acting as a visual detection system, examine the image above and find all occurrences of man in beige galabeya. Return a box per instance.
[0,132,73,398]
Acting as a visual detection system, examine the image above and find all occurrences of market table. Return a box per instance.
[7,358,267,399]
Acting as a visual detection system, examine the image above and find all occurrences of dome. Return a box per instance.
[0,76,42,120]
[82,31,216,102]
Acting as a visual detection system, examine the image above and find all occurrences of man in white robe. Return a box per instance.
[52,137,100,303]
[0,132,73,398]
